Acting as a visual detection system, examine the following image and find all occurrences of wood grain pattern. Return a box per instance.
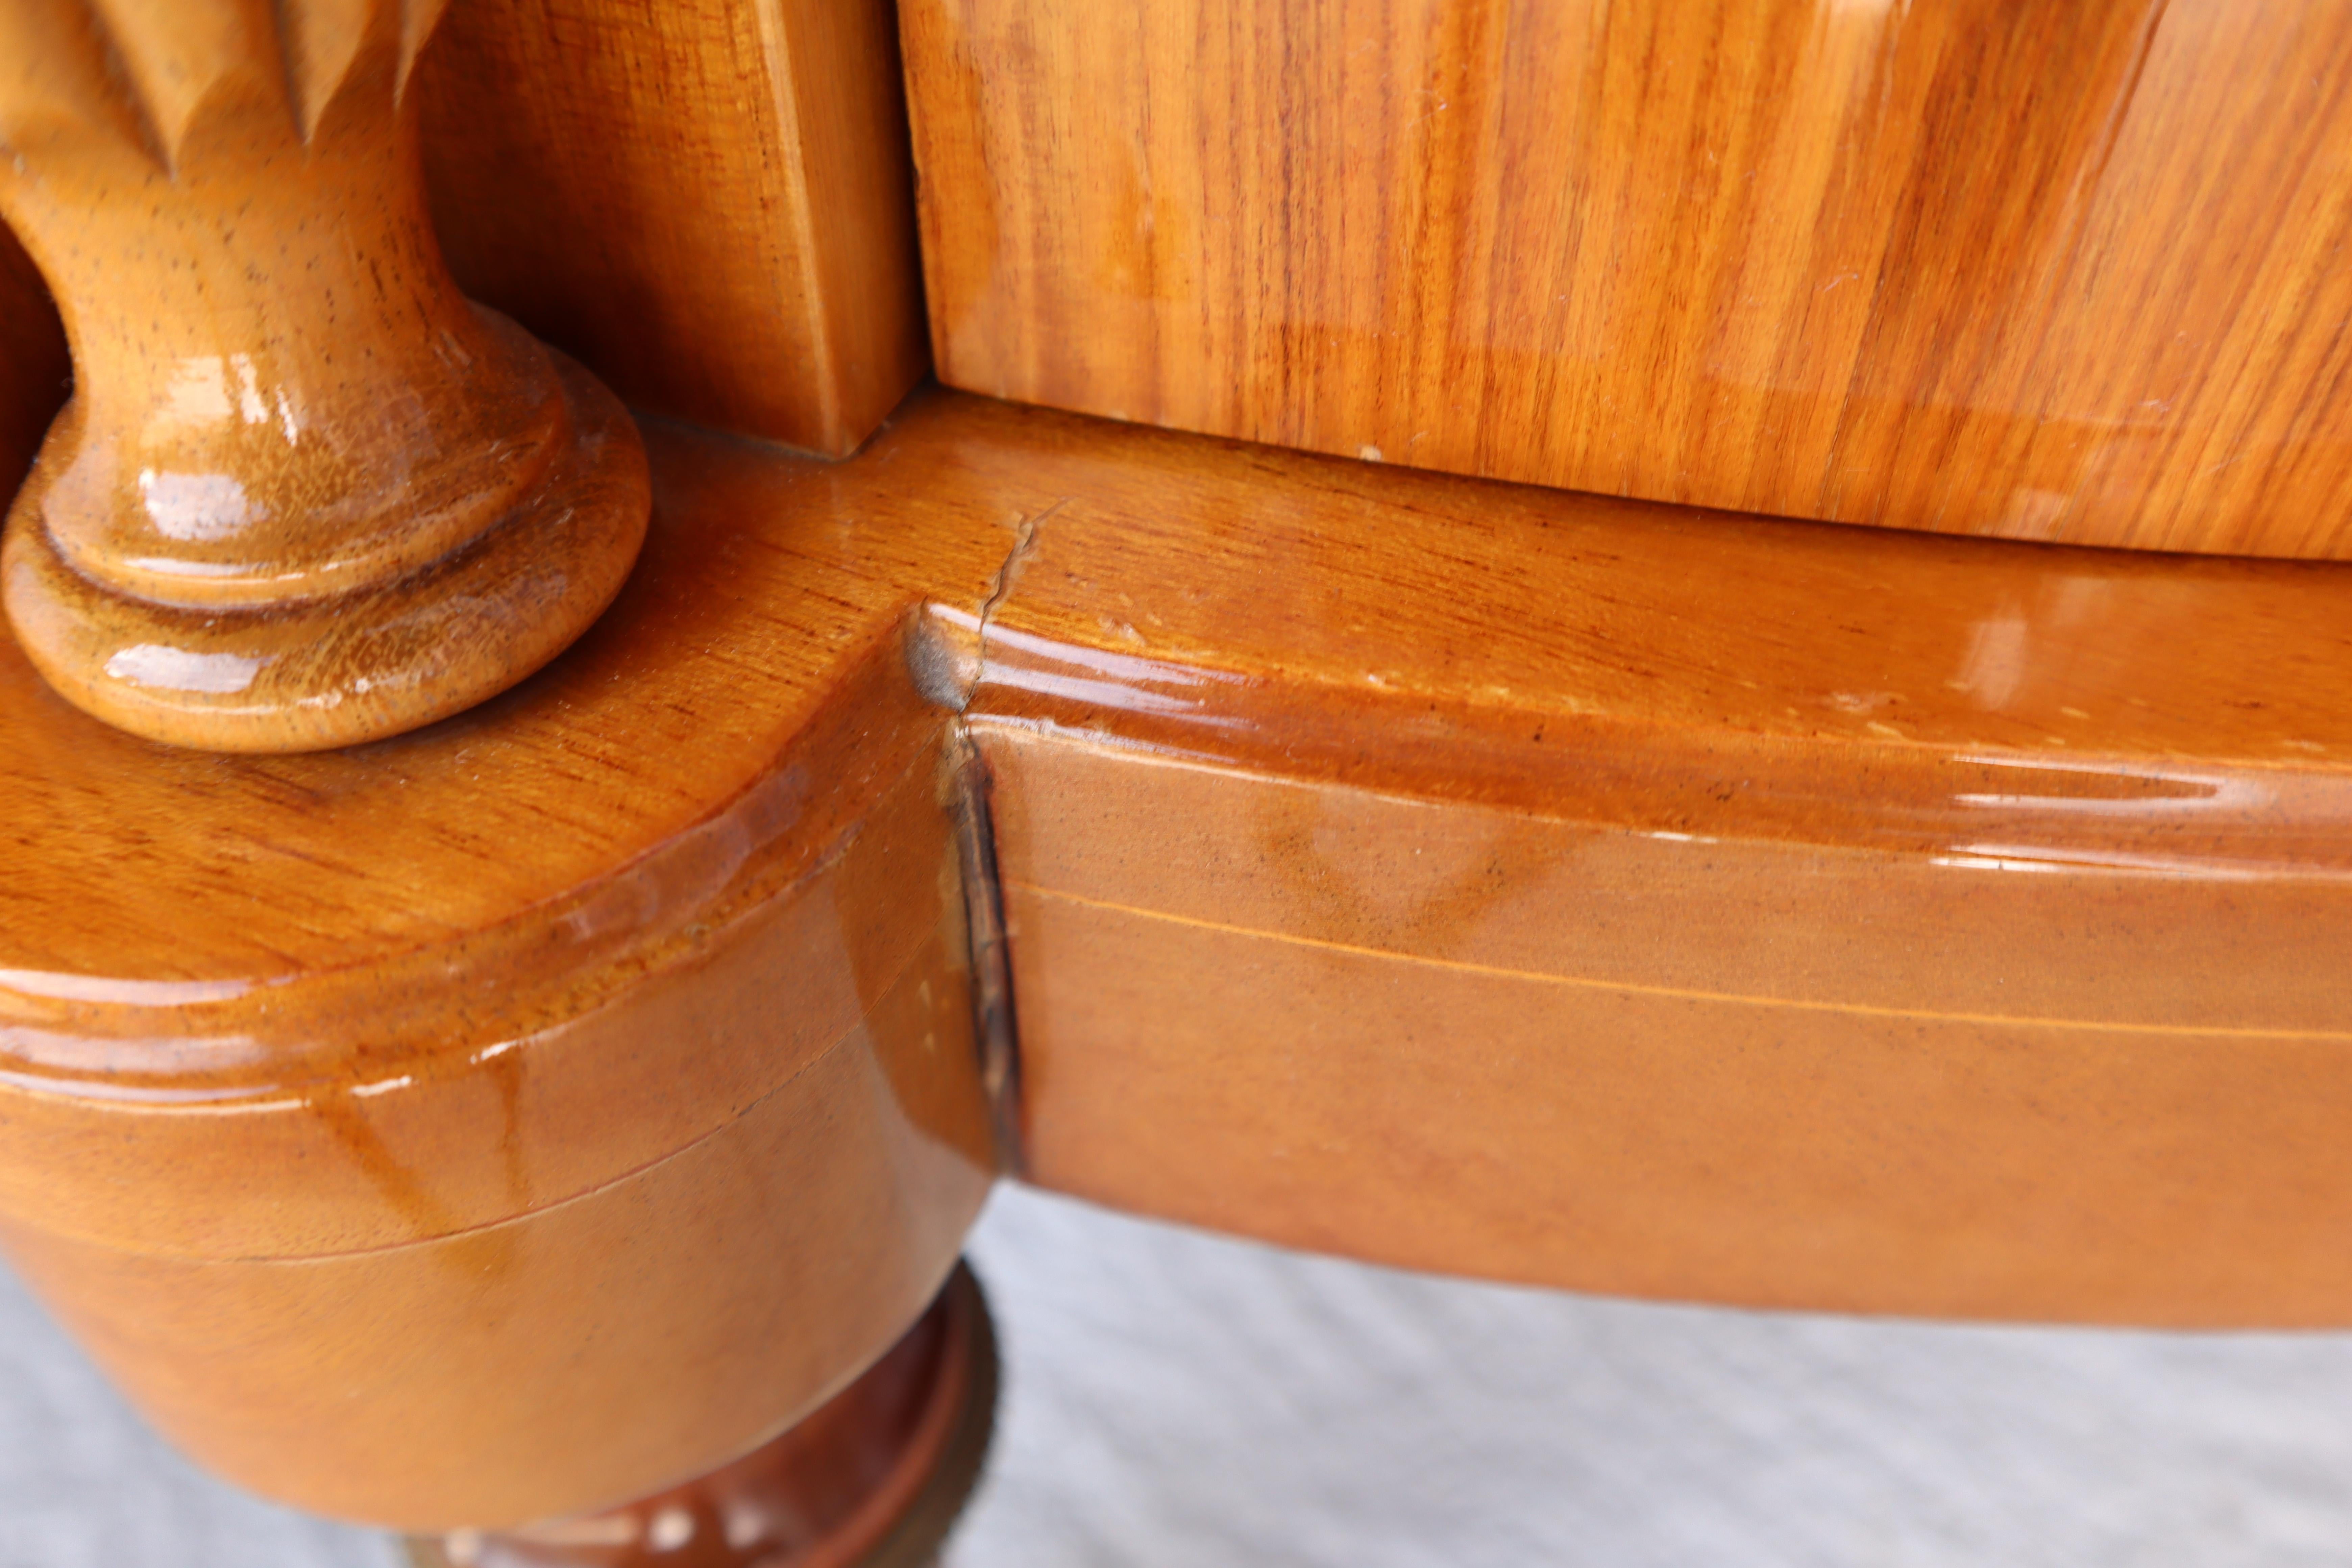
[0,0,650,751]
[904,0,2352,559]
[416,0,927,457]
[0,414,1015,1528]
[880,395,2352,1326]
[18,386,2352,1535]
[0,223,65,507]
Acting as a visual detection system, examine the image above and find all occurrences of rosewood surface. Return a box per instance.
[904,0,2352,559]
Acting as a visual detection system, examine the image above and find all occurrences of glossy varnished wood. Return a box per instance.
[417,0,927,457]
[409,1264,997,1568]
[16,387,2352,1539]
[886,395,2352,1326]
[904,0,2352,559]
[0,0,650,750]
[0,411,1019,1528]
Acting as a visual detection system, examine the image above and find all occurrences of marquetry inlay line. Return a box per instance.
[1011,882,2352,1045]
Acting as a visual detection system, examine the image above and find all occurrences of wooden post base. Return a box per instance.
[405,1264,999,1568]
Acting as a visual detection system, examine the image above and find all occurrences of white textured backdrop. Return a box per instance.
[4,1184,2351,1566]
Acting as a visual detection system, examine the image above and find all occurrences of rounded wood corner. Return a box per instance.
[0,404,1013,1527]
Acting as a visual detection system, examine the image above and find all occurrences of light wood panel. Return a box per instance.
[416,0,926,456]
[878,395,2352,1326]
[904,0,2352,559]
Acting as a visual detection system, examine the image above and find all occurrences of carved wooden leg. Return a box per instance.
[0,0,648,752]
[405,1264,1000,1568]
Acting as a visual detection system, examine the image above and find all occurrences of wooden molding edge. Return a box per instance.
[908,396,2352,1327]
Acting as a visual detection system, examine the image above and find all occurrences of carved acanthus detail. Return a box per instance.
[0,0,648,751]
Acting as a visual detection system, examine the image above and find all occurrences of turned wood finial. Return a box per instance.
[0,0,649,752]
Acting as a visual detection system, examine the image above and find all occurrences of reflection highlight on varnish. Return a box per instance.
[1934,758,2326,882]
[1949,758,2263,814]
[801,388,2352,1323]
[0,414,1014,1527]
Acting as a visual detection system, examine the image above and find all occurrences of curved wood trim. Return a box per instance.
[0,413,1013,1527]
[894,395,2352,1327]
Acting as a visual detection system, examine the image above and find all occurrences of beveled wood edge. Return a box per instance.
[887,393,2352,1326]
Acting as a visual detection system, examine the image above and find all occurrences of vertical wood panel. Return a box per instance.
[417,0,926,457]
[903,0,2352,559]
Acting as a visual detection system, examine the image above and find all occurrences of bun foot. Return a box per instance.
[405,1263,999,1568]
